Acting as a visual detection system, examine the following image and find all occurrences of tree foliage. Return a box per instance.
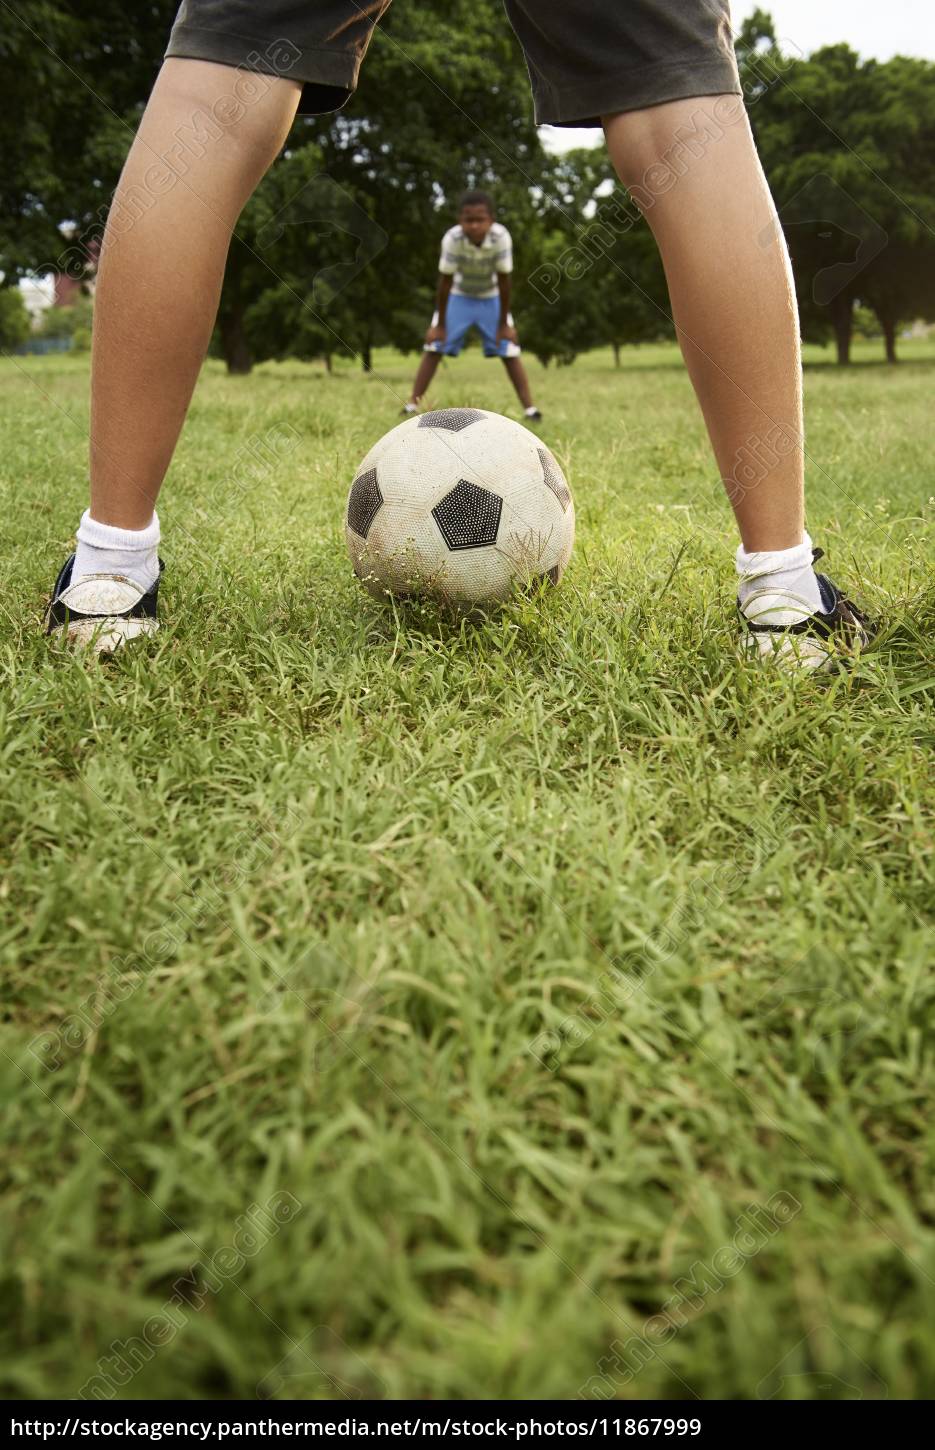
[214,0,546,371]
[0,286,31,351]
[518,149,671,368]
[0,2,174,280]
[2,3,934,370]
[738,23,935,363]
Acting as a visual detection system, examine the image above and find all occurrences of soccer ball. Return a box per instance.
[344,408,575,604]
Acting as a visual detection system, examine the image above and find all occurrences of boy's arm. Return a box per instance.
[425,273,453,342]
[496,273,518,343]
[495,228,517,342]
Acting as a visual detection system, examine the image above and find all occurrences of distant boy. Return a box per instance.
[402,190,541,421]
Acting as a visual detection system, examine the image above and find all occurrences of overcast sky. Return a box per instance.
[540,0,935,152]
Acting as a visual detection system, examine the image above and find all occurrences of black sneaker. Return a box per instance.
[45,553,163,654]
[739,548,874,671]
[524,406,542,422]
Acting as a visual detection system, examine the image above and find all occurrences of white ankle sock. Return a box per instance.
[736,531,825,628]
[74,510,161,593]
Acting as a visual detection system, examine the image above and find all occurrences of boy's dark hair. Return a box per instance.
[458,189,495,215]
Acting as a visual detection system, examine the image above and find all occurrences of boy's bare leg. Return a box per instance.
[407,351,441,406]
[603,97,804,552]
[90,60,301,528]
[502,356,534,410]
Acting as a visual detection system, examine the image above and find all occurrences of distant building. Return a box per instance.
[53,272,83,307]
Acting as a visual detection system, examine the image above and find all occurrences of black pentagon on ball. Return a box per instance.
[538,448,571,512]
[432,479,502,550]
[346,467,383,539]
[418,408,485,432]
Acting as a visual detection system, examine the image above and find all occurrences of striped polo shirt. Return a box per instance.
[438,222,513,299]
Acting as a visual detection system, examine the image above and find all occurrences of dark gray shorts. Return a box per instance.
[165,1,741,125]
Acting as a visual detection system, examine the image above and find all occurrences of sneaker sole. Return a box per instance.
[59,616,159,656]
[742,629,866,673]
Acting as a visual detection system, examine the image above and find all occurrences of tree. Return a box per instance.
[515,147,671,368]
[852,304,882,340]
[1,2,548,375]
[33,4,935,379]
[0,3,176,285]
[215,0,548,373]
[0,287,31,351]
[36,294,94,340]
[850,57,935,361]
[738,28,935,364]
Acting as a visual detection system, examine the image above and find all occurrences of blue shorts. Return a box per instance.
[424,294,521,359]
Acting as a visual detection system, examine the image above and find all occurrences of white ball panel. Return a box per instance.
[352,423,405,480]
[442,547,523,602]
[345,410,575,604]
[377,434,476,508]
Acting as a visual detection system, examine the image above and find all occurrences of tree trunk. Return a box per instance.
[612,342,621,368]
[219,306,252,374]
[323,352,333,374]
[361,333,372,372]
[829,294,853,366]
[881,315,898,364]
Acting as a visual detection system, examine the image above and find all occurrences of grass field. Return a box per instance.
[1,339,934,1401]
